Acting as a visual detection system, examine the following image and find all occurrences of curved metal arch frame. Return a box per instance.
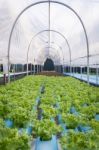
[27,29,71,65]
[8,0,89,83]
[27,42,64,75]
[41,46,62,63]
[26,29,70,75]
[42,46,62,73]
[37,46,63,64]
[34,46,63,74]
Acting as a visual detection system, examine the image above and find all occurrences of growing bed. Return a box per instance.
[0,76,99,150]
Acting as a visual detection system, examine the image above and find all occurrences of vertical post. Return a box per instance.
[14,64,15,80]
[8,63,10,83]
[76,66,77,74]
[34,64,35,75]
[87,57,89,84]
[33,59,35,75]
[16,64,17,73]
[8,62,10,83]
[96,65,98,85]
[27,53,28,76]
[70,61,72,74]
[73,66,75,76]
[41,65,42,72]
[70,65,72,75]
[31,63,32,74]
[38,65,40,73]
[22,65,24,72]
[63,65,64,74]
[38,64,39,73]
[27,63,28,76]
[58,66,59,73]
[60,65,62,73]
[54,65,56,71]
[37,65,39,74]
[39,65,40,73]
[59,66,60,73]
[56,66,58,73]
[37,64,38,74]
[67,66,68,73]
[4,74,6,85]
[81,66,82,79]
[83,67,85,74]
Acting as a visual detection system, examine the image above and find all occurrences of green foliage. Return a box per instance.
[40,104,58,119]
[0,75,99,149]
[33,119,62,141]
[0,119,30,150]
[60,130,99,150]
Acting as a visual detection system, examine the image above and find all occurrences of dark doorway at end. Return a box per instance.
[43,58,55,71]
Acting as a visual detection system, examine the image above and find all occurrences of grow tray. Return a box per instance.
[35,135,58,150]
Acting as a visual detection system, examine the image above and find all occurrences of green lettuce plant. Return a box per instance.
[33,119,62,141]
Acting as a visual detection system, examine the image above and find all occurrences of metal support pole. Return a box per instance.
[39,65,40,72]
[96,65,98,85]
[76,67,77,74]
[81,67,82,79]
[58,66,59,73]
[41,65,42,72]
[60,65,61,73]
[64,65,65,73]
[14,64,15,80]
[4,74,6,85]
[37,65,38,74]
[68,66,70,73]
[56,65,58,72]
[71,66,72,75]
[54,65,56,72]
[70,61,72,74]
[16,64,17,73]
[83,67,85,74]
[63,65,64,74]
[38,65,39,73]
[73,66,74,76]
[27,62,28,76]
[39,65,40,73]
[22,65,23,72]
[34,64,35,75]
[56,66,57,72]
[56,66,58,72]
[31,64,32,74]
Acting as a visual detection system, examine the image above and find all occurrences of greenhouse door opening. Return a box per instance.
[44,58,55,71]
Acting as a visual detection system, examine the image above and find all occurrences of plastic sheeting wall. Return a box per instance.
[0,0,99,67]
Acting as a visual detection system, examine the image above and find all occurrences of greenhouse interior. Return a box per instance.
[0,0,99,149]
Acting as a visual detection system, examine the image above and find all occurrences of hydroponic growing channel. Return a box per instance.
[0,0,99,149]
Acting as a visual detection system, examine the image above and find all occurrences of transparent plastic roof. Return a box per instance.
[0,0,99,66]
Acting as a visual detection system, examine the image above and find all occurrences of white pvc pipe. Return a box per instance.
[34,64,35,75]
[81,67,82,79]
[37,65,38,74]
[27,62,28,76]
[96,65,98,85]
[63,65,64,73]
